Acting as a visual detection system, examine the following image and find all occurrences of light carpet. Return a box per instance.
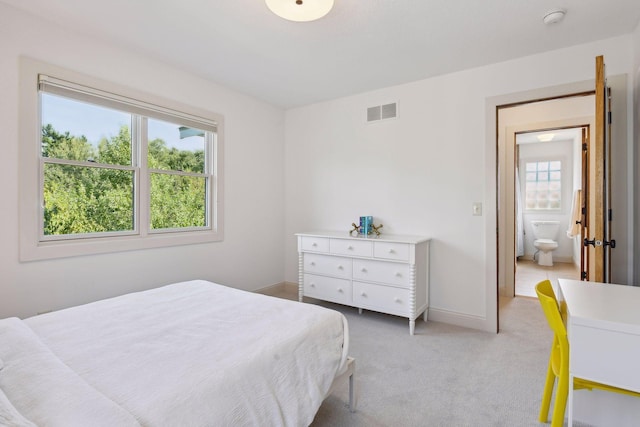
[309,296,589,427]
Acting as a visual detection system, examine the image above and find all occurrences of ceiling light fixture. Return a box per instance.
[537,133,555,142]
[543,9,566,25]
[265,0,334,22]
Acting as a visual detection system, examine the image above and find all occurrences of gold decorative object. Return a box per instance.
[349,223,360,235]
[349,222,384,236]
[371,224,383,236]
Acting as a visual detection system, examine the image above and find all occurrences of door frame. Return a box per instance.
[503,119,593,298]
[485,79,595,332]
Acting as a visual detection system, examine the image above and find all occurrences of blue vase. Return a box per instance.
[359,216,373,235]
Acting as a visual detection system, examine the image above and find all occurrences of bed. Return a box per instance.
[0,280,354,426]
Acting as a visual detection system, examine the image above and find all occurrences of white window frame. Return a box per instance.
[19,58,224,261]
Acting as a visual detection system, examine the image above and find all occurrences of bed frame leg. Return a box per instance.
[347,358,357,412]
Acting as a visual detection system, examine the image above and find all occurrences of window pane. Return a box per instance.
[148,119,205,173]
[41,93,132,166]
[150,173,207,229]
[43,164,134,235]
[521,159,562,210]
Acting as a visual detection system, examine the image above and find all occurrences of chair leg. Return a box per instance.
[551,369,569,427]
[539,359,555,422]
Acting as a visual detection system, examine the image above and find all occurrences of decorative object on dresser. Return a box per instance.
[297,231,430,335]
[349,217,384,236]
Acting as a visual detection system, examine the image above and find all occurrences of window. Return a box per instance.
[524,160,561,210]
[19,58,224,260]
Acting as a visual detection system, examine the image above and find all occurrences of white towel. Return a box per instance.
[567,189,582,238]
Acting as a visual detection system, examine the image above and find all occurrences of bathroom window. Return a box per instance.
[524,160,561,210]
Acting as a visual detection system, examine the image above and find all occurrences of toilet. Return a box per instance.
[531,220,560,266]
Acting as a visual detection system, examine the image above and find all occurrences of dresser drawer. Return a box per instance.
[304,274,352,305]
[353,281,410,316]
[330,238,373,257]
[352,259,410,288]
[304,253,352,279]
[374,241,410,261]
[301,236,329,253]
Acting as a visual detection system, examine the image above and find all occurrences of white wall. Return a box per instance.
[0,4,286,318]
[284,35,634,332]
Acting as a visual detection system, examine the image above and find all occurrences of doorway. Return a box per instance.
[513,127,586,297]
[497,94,595,299]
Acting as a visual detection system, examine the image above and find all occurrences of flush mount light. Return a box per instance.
[543,9,566,25]
[537,133,555,142]
[265,0,334,22]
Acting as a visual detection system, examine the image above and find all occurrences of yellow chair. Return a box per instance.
[535,279,640,426]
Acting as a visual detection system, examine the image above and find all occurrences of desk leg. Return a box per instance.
[568,374,574,427]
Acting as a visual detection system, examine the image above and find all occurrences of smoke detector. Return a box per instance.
[543,9,566,25]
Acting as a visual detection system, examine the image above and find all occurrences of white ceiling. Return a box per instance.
[3,0,640,108]
[516,128,582,144]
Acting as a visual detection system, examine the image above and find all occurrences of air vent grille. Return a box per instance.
[381,103,397,119]
[367,102,397,122]
[367,106,381,122]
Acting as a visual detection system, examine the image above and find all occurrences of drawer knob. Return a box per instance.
[312,243,317,247]
[348,246,353,250]
[337,265,343,270]
[394,297,401,303]
[395,272,402,277]
[361,268,367,273]
[388,249,395,253]
[310,262,316,266]
[337,288,343,293]
[360,292,367,297]
[310,283,316,288]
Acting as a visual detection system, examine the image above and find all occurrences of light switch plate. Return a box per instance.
[472,202,482,216]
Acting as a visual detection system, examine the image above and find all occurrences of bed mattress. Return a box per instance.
[0,280,349,426]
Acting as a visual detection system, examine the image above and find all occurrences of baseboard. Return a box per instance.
[428,307,492,332]
[520,254,575,264]
[263,283,491,332]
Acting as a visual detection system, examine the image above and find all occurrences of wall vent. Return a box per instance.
[367,102,397,123]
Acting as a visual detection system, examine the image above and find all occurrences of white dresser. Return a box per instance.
[296,231,430,335]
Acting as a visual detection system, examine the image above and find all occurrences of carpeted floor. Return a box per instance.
[308,296,574,427]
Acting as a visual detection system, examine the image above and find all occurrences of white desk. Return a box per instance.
[557,279,640,426]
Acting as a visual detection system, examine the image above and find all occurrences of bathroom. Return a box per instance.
[514,128,583,297]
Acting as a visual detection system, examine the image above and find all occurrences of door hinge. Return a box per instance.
[608,111,612,124]
[581,271,587,280]
[582,143,587,151]
[608,209,613,221]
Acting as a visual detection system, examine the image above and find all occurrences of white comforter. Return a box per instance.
[0,280,349,427]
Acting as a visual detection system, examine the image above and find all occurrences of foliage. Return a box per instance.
[42,124,206,235]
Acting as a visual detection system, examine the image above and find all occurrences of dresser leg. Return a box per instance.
[298,252,304,302]
[409,320,415,335]
[358,307,362,315]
